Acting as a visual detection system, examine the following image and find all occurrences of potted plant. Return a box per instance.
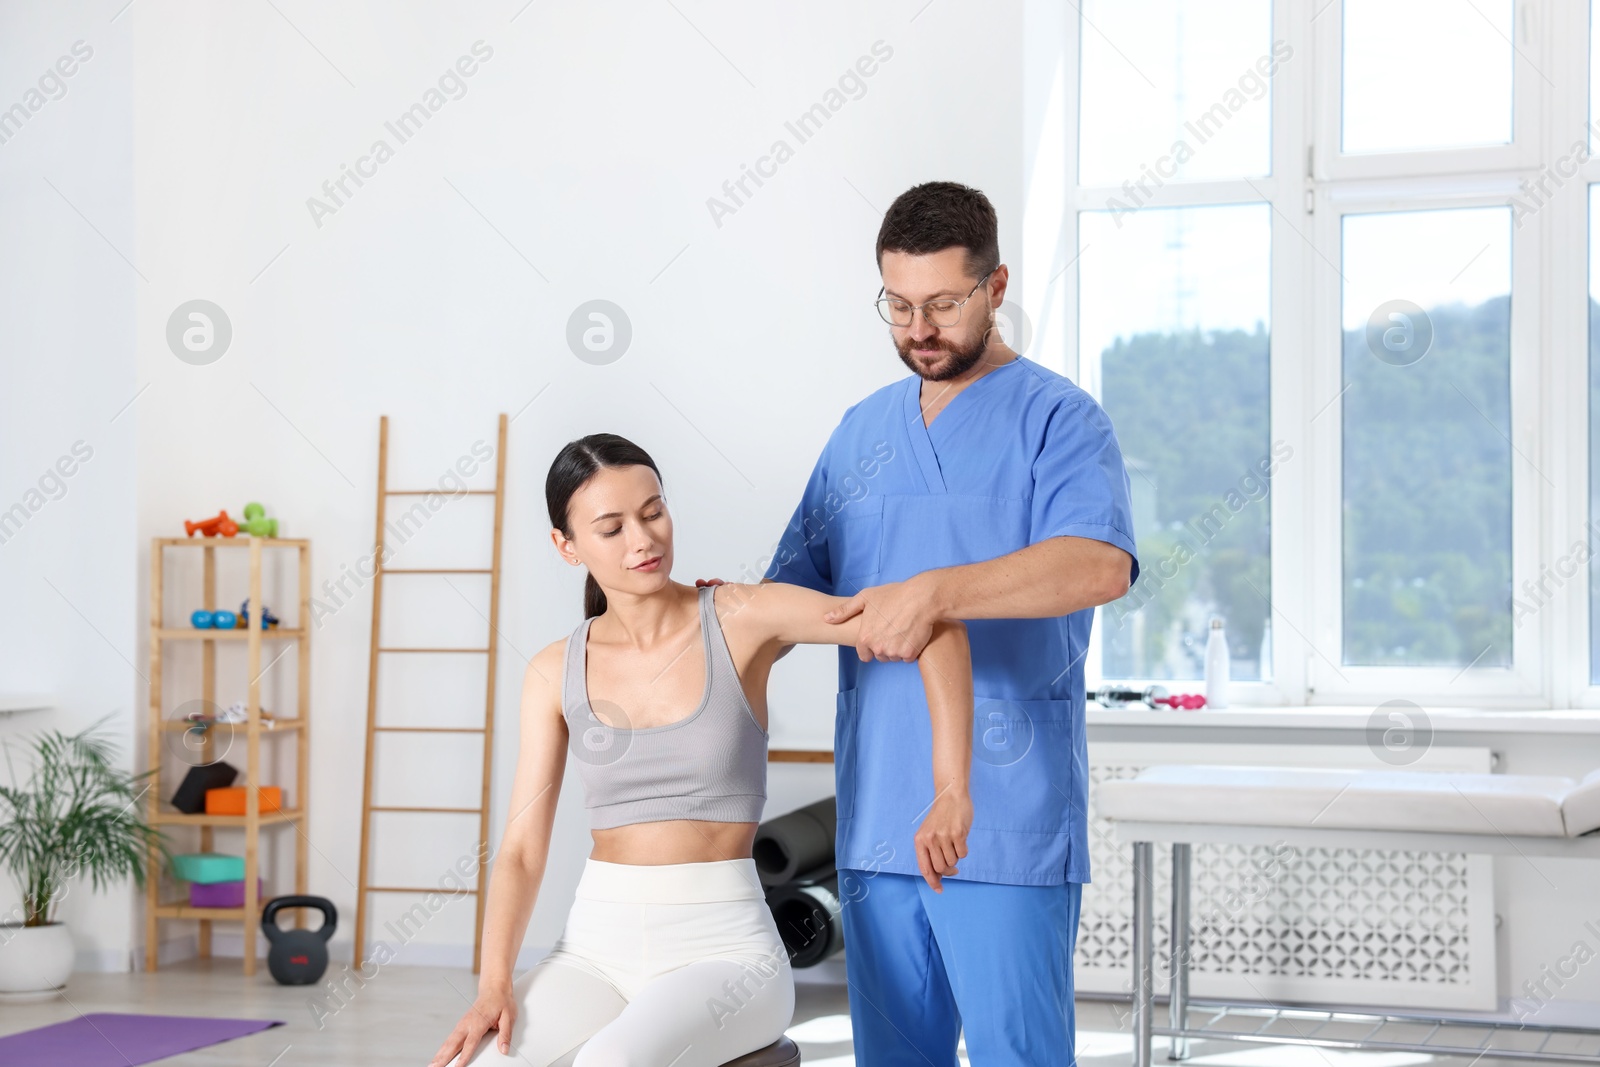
[0,714,170,1000]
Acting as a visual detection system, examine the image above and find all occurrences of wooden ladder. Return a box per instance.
[353,413,508,972]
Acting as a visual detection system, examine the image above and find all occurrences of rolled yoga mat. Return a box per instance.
[751,795,836,887]
[766,865,844,968]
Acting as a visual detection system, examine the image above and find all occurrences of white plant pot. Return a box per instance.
[0,921,74,1001]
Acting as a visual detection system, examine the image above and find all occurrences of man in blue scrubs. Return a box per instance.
[765,182,1139,1065]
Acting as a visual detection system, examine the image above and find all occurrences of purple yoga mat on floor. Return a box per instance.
[0,1012,283,1066]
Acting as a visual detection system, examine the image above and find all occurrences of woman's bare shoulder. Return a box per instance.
[536,633,569,664]
[522,634,573,700]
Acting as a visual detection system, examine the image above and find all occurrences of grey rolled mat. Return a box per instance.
[752,795,836,887]
[766,865,843,968]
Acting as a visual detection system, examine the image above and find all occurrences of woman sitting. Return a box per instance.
[430,432,974,1067]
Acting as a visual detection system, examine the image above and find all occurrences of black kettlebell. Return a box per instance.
[262,895,336,985]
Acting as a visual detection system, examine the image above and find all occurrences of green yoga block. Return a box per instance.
[170,853,246,884]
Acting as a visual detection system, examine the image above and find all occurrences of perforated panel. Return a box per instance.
[1076,744,1496,1010]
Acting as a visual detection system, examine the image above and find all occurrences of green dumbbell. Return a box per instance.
[240,501,279,537]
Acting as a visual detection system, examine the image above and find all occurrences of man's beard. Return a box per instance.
[894,305,995,382]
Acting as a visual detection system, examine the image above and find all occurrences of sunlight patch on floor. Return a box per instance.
[784,1014,854,1043]
[1184,1044,1435,1066]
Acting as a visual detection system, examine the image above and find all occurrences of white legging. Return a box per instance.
[452,857,793,1067]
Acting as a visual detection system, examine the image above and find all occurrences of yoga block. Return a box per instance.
[170,853,245,884]
[189,877,263,908]
[170,760,238,814]
[205,785,282,814]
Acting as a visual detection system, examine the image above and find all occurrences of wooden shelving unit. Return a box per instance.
[143,535,310,976]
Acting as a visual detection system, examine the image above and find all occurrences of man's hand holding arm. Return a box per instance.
[823,535,1134,663]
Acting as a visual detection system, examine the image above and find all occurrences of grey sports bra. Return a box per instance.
[561,584,768,830]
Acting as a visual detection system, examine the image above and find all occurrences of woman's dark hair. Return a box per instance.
[875,180,1000,280]
[546,433,663,619]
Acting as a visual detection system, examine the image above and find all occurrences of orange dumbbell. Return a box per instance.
[184,511,240,538]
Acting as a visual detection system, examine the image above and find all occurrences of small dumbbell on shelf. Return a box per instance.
[1092,685,1206,710]
[183,510,238,538]
[239,598,280,630]
[1093,684,1167,708]
[238,501,279,537]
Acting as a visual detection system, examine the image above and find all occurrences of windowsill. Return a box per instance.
[1087,705,1600,733]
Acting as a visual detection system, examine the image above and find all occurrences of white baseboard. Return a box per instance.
[74,946,137,973]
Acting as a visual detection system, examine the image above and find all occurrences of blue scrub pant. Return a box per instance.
[838,869,1083,1066]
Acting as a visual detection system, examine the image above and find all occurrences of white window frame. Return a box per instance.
[1065,0,1593,708]
[1315,0,1545,181]
[1561,3,1600,708]
[1307,186,1543,703]
[1070,0,1302,706]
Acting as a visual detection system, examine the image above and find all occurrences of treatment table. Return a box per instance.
[1096,765,1600,1065]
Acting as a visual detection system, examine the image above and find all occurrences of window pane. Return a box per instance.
[1082,204,1272,682]
[1078,0,1274,187]
[1342,208,1512,668]
[1342,0,1513,154]
[1591,185,1600,684]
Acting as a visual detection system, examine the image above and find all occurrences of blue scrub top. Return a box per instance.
[765,355,1139,886]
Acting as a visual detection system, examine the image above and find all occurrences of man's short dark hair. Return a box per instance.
[875,181,999,280]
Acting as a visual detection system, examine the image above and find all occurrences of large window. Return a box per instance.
[1066,0,1581,704]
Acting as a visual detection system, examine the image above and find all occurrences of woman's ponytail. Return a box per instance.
[583,571,607,620]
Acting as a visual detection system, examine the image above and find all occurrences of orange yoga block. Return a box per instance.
[204,785,283,814]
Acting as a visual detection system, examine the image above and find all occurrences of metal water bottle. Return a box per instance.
[1204,617,1230,710]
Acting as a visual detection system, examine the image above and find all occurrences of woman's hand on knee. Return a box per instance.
[429,986,518,1066]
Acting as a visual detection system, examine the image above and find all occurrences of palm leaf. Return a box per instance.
[0,715,173,926]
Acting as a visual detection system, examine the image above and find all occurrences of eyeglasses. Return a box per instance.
[875,268,996,328]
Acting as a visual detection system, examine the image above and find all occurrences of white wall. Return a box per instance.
[4,0,1024,971]
[0,3,137,971]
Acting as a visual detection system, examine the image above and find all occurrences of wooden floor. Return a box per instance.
[0,960,1503,1065]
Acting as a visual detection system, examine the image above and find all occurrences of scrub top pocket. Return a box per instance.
[827,496,884,590]
[967,696,1078,837]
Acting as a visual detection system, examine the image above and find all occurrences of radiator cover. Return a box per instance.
[1076,742,1497,1010]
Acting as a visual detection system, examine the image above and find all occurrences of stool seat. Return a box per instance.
[719,1035,800,1066]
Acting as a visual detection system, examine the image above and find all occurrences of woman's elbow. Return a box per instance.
[497,839,546,879]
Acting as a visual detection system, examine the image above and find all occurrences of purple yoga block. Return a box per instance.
[188,878,263,908]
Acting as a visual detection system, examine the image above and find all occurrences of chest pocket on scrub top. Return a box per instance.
[825,495,883,592]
